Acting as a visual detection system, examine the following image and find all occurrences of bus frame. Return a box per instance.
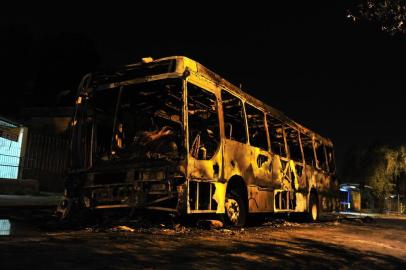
[57,56,338,226]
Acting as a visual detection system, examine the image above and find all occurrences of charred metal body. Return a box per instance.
[57,56,338,225]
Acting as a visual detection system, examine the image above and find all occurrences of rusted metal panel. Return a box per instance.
[248,185,274,212]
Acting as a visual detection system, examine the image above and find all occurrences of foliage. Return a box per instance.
[348,0,406,35]
[342,144,406,199]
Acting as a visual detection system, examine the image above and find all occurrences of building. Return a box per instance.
[0,116,37,194]
[0,110,71,194]
[19,107,73,192]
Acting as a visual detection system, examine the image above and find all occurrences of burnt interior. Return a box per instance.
[301,135,316,167]
[284,126,302,163]
[222,90,247,143]
[189,181,217,211]
[245,103,268,150]
[187,83,220,160]
[267,115,287,157]
[315,141,328,171]
[92,78,184,164]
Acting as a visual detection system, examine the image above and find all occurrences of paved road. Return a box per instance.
[0,210,405,269]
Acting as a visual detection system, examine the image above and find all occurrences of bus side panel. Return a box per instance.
[304,165,338,213]
[223,139,252,183]
[223,139,282,213]
[187,155,222,182]
[318,173,338,212]
[248,185,274,212]
[250,147,274,188]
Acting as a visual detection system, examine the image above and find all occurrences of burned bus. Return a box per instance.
[57,56,338,226]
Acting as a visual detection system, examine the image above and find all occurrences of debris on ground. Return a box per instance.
[196,219,224,230]
[220,229,234,235]
[174,223,190,233]
[263,219,300,228]
[3,208,406,270]
[335,215,375,225]
[109,225,135,232]
[85,227,98,232]
[160,229,176,235]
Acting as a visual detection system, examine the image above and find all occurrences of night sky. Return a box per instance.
[1,2,405,172]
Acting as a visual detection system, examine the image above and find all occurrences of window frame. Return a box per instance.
[186,81,221,161]
[315,141,328,172]
[220,89,248,144]
[245,102,269,151]
[266,113,289,158]
[301,133,316,167]
[284,126,304,164]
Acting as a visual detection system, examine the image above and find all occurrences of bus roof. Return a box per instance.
[91,55,333,146]
[159,56,333,147]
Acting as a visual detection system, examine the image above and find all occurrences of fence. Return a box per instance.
[21,133,70,192]
[385,195,405,214]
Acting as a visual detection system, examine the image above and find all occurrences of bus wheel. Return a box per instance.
[224,191,246,227]
[308,193,319,222]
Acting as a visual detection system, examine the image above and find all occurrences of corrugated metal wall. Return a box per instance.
[22,133,70,192]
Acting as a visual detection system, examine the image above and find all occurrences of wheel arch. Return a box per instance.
[226,175,248,208]
[309,187,319,208]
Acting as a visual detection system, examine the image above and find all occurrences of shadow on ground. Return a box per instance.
[0,231,404,270]
[1,208,405,269]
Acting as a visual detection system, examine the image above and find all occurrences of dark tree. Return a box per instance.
[348,0,406,35]
[342,143,406,200]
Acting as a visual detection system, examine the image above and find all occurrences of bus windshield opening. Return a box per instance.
[93,78,184,163]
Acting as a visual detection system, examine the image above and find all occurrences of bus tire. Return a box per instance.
[307,193,319,222]
[224,191,247,227]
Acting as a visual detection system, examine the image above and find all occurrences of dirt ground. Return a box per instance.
[0,209,405,270]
